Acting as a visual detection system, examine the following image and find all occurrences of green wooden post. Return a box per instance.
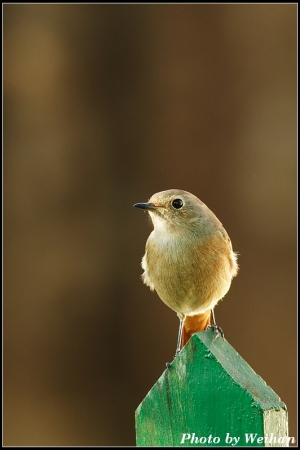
[135,329,289,447]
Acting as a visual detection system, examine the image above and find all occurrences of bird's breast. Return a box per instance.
[141,228,236,315]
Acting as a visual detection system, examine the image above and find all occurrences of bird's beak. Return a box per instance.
[134,202,157,210]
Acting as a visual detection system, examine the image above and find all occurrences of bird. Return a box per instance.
[134,189,238,356]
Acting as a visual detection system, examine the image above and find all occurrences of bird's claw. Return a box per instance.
[206,324,224,339]
[166,347,181,369]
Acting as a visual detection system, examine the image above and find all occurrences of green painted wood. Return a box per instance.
[135,329,288,447]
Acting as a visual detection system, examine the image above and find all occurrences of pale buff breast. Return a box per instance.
[141,229,237,316]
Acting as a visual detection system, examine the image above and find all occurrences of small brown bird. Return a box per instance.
[134,189,238,355]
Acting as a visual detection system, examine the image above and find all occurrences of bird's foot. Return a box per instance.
[166,347,181,369]
[206,323,224,339]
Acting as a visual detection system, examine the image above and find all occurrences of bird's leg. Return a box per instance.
[175,315,184,356]
[166,315,184,368]
[207,308,224,339]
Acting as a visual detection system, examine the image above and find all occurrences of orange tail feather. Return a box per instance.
[181,311,211,348]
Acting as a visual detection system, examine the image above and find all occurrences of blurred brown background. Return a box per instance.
[4,4,297,446]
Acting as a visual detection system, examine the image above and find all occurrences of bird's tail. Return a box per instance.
[181,311,211,348]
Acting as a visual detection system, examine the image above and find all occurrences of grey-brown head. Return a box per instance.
[134,189,223,235]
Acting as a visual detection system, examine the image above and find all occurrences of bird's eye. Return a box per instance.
[172,199,183,209]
